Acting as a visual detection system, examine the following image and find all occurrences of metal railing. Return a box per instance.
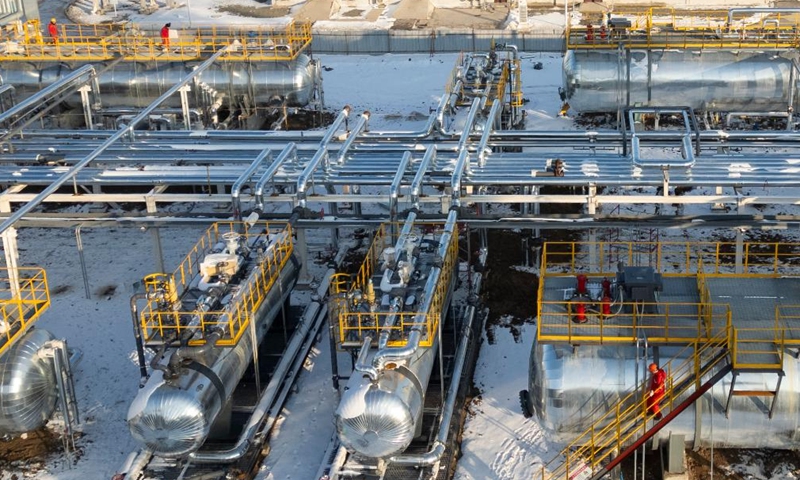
[567,7,800,50]
[539,320,731,480]
[139,221,293,347]
[332,221,459,348]
[542,241,800,277]
[0,21,312,62]
[0,267,50,357]
[537,300,730,345]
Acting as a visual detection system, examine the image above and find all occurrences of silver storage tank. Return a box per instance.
[0,328,57,434]
[127,254,299,457]
[0,54,318,108]
[563,49,797,113]
[528,338,800,448]
[336,342,439,458]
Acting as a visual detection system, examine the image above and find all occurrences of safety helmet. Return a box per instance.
[649,363,658,373]
[50,18,56,23]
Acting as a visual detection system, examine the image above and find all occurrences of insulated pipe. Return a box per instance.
[232,148,272,221]
[457,97,482,155]
[0,45,234,236]
[436,84,457,135]
[389,151,412,221]
[165,330,222,379]
[189,268,336,463]
[354,334,379,382]
[371,328,422,372]
[388,235,484,467]
[296,106,351,208]
[129,293,150,385]
[478,101,502,167]
[410,146,436,211]
[451,149,470,208]
[336,111,370,164]
[0,64,97,126]
[254,142,297,211]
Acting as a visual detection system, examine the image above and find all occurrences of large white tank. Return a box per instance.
[527,338,800,448]
[563,50,797,113]
[0,328,58,434]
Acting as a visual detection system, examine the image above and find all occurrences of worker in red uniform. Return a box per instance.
[160,23,171,48]
[47,18,58,43]
[647,363,666,420]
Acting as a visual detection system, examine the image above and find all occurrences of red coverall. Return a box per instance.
[48,22,58,43]
[647,367,666,418]
[160,25,170,47]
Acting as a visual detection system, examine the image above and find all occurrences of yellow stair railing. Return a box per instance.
[0,267,50,357]
[537,319,732,480]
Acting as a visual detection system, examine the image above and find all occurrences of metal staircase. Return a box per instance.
[538,319,786,480]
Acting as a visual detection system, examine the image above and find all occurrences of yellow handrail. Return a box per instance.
[0,267,50,357]
[139,221,293,347]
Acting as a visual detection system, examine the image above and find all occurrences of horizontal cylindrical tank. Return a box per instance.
[127,255,299,457]
[0,328,57,434]
[0,54,318,108]
[563,50,797,113]
[528,338,800,448]
[336,341,439,458]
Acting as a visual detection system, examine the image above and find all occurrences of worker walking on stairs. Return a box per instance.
[647,363,666,420]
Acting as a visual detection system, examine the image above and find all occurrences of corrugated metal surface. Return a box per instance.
[311,29,564,54]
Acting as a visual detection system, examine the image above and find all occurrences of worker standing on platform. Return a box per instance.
[47,18,58,43]
[647,363,666,420]
[160,23,171,48]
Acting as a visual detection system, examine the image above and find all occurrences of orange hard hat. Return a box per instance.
[649,363,658,373]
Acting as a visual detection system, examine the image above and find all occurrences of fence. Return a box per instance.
[309,28,565,54]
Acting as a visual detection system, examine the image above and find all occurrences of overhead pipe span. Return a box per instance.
[0,54,318,108]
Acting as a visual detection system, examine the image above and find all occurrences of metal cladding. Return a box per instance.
[336,353,430,458]
[127,245,300,457]
[0,328,57,434]
[563,49,797,113]
[529,340,800,448]
[0,54,318,108]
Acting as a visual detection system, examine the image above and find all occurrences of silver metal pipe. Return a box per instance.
[254,142,297,210]
[478,101,502,167]
[336,111,370,164]
[189,269,335,463]
[297,106,351,207]
[389,151,412,220]
[0,64,96,126]
[353,334,379,382]
[451,149,470,208]
[372,328,422,372]
[0,45,233,236]
[232,147,272,221]
[457,97,482,154]
[411,146,436,211]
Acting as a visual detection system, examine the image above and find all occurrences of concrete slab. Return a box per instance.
[393,0,433,20]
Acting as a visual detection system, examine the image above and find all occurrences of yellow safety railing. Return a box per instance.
[0,21,312,62]
[333,222,459,348]
[542,241,800,277]
[537,299,730,344]
[0,267,50,357]
[730,327,785,370]
[140,221,293,347]
[566,7,800,50]
[539,319,731,480]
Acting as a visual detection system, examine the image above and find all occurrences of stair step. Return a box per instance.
[731,390,776,396]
